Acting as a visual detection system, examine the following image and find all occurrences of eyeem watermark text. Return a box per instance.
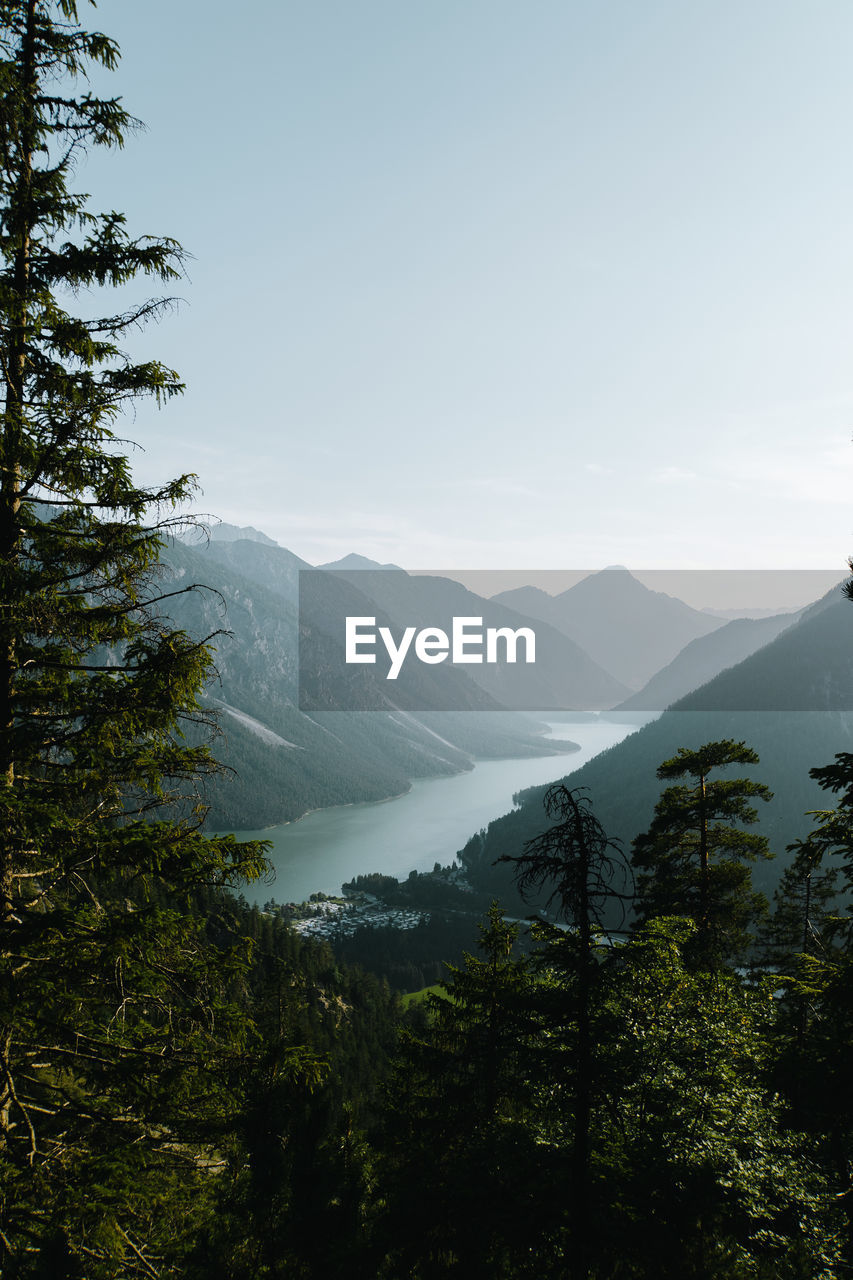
[345,616,537,680]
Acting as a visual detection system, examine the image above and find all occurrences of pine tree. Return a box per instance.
[378,905,547,1278]
[0,3,267,1271]
[501,784,633,1280]
[766,755,853,1256]
[595,917,844,1278]
[632,739,773,964]
[761,833,840,972]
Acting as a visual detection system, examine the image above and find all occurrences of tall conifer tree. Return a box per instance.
[632,739,772,964]
[502,784,633,1280]
[0,2,266,1270]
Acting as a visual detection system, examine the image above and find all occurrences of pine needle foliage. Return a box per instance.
[632,739,773,964]
[0,3,267,1272]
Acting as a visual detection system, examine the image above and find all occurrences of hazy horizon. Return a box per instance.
[77,1,853,573]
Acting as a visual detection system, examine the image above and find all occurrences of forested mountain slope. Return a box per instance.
[616,610,799,710]
[460,589,853,907]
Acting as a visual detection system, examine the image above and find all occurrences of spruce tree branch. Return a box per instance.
[115,1225,162,1280]
[0,1048,38,1162]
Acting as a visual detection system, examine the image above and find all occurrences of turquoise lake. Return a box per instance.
[236,717,653,904]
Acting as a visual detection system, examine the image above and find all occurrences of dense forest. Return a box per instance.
[8,746,853,1277]
[3,3,853,1277]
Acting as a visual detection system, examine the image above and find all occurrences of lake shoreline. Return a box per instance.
[232,718,653,904]
[230,734,582,835]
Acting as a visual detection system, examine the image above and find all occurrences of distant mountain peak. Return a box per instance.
[492,568,724,690]
[317,553,404,572]
[204,522,278,546]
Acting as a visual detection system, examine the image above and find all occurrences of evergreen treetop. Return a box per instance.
[632,739,773,964]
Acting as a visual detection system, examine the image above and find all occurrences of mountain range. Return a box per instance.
[163,527,844,848]
[303,566,629,711]
[492,568,726,689]
[161,536,580,828]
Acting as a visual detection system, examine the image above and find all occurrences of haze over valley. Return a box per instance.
[163,522,853,915]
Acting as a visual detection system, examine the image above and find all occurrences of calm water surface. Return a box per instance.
[239,718,652,904]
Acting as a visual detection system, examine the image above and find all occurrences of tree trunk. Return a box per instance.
[572,803,592,1280]
[0,0,37,1146]
[698,769,709,939]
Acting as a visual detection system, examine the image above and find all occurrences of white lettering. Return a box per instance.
[344,617,536,678]
[379,625,417,680]
[346,617,376,663]
[452,616,484,663]
[486,626,536,664]
[415,628,449,664]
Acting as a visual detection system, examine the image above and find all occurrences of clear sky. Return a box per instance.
[77,0,853,576]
